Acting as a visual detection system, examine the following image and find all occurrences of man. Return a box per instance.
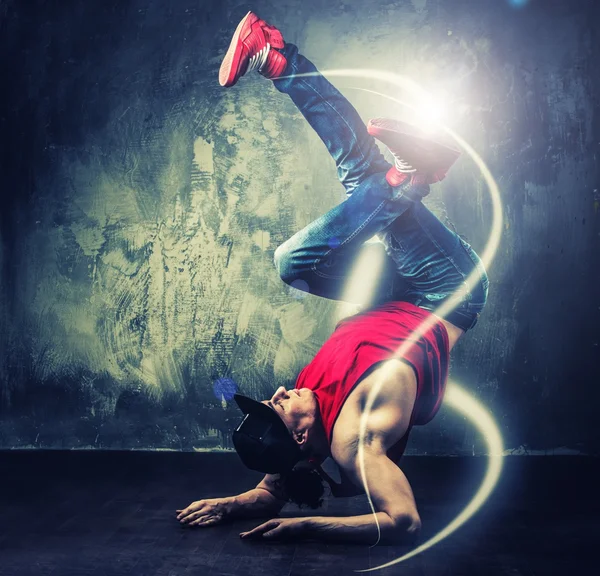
[176,12,488,544]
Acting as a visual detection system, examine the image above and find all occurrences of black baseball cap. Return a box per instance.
[232,393,303,474]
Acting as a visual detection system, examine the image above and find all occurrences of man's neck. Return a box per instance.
[308,406,331,459]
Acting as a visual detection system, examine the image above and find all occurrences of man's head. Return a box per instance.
[232,386,322,474]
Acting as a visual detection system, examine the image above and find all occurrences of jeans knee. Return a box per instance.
[459,238,489,308]
[476,265,490,308]
[273,243,295,283]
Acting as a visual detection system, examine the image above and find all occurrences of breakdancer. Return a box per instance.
[177,12,488,544]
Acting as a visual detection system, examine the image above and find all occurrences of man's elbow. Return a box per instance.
[390,512,422,542]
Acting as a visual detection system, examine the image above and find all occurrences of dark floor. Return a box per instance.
[0,451,597,576]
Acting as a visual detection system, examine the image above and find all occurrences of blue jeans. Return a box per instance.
[271,44,488,331]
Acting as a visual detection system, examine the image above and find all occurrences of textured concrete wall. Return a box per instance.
[0,0,598,453]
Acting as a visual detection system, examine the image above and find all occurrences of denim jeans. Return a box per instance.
[271,44,488,331]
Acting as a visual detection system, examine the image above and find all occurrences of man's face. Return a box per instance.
[261,386,314,432]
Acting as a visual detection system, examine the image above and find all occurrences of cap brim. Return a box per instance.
[232,393,302,473]
[233,394,282,426]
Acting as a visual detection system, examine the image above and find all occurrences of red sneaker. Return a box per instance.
[219,11,287,87]
[367,118,461,186]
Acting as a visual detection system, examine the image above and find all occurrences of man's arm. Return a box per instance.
[241,364,420,543]
[302,440,421,543]
[310,361,421,542]
[240,444,420,544]
[177,474,286,526]
[238,473,288,516]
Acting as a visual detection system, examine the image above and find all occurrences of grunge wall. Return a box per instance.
[0,0,598,453]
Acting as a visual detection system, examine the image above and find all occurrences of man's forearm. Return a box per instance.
[227,488,285,519]
[303,512,420,544]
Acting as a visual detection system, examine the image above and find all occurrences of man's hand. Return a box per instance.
[176,497,232,527]
[176,482,286,527]
[239,517,308,540]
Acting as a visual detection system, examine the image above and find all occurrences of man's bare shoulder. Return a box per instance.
[330,358,417,467]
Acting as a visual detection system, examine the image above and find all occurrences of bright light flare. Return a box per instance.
[416,94,447,130]
[279,68,505,570]
[356,382,504,571]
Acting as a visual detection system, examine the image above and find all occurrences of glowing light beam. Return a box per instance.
[350,83,504,569]
[338,238,387,319]
[279,69,505,569]
[357,381,504,571]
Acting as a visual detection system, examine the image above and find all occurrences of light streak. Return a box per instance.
[351,83,503,570]
[338,238,387,316]
[356,381,504,571]
[280,69,504,569]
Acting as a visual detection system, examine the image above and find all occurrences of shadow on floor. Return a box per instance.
[0,451,597,575]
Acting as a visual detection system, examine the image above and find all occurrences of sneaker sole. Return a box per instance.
[368,119,460,168]
[219,11,254,87]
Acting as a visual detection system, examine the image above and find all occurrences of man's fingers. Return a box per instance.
[179,510,199,523]
[176,505,192,520]
[189,515,219,527]
[261,525,282,539]
[187,512,211,525]
[177,509,192,521]
[240,520,279,539]
[188,515,209,527]
[179,509,209,524]
[176,501,206,521]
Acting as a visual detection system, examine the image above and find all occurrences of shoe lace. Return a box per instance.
[392,154,416,174]
[247,42,271,73]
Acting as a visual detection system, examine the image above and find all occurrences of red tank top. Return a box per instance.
[295,301,449,462]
